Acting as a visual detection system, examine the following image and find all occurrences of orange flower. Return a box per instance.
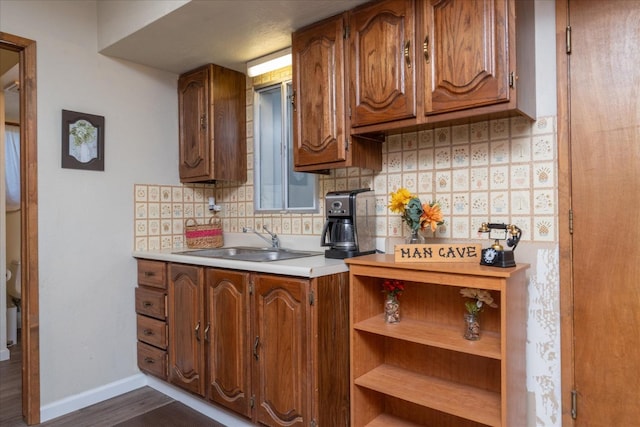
[420,202,444,232]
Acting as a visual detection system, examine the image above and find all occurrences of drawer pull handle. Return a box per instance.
[423,35,429,63]
[143,271,155,277]
[404,40,411,69]
[143,329,154,336]
[144,357,155,364]
[143,301,153,308]
[253,336,260,360]
[204,323,210,342]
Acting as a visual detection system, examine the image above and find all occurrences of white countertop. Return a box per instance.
[132,248,349,278]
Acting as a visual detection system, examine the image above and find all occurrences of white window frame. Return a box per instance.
[253,81,318,213]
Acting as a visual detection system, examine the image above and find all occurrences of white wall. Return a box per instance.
[0,0,180,405]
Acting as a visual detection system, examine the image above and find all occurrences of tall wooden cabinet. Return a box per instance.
[292,13,383,172]
[178,64,246,183]
[345,254,528,426]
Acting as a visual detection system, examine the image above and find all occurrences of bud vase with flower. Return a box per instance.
[388,188,444,244]
[382,279,404,323]
[460,288,498,340]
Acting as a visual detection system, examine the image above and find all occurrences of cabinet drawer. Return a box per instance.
[137,342,167,379]
[137,260,167,289]
[135,287,166,320]
[136,314,167,349]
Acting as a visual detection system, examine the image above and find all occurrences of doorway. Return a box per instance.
[557,0,640,425]
[0,32,40,425]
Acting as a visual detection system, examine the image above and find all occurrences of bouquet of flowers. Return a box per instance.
[388,188,444,232]
[382,279,405,299]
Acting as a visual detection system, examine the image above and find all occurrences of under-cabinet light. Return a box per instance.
[246,48,292,77]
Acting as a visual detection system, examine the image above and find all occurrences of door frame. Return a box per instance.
[556,0,575,424]
[0,31,40,425]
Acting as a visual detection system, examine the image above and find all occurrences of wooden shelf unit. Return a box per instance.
[346,254,529,427]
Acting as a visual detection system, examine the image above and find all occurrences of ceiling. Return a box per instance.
[100,0,369,75]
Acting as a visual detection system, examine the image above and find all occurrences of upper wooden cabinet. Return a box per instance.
[178,64,246,183]
[349,0,416,127]
[422,0,510,115]
[292,14,383,172]
[349,0,535,135]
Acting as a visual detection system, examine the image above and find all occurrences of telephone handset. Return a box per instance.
[478,223,522,268]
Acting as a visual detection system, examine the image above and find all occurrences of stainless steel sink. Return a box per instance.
[174,246,322,262]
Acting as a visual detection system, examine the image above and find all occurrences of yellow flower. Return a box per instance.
[420,202,444,232]
[388,188,413,213]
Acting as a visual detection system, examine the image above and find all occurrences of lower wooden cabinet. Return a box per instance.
[206,268,252,418]
[140,260,349,426]
[135,260,168,380]
[168,263,205,396]
[345,254,528,427]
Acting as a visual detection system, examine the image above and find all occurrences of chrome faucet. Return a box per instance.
[243,226,280,249]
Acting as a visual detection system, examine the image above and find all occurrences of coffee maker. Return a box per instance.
[321,189,377,259]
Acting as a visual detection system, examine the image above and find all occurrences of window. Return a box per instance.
[254,81,317,213]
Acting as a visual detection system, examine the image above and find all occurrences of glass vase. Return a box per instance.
[384,294,400,324]
[464,313,480,340]
[406,228,426,244]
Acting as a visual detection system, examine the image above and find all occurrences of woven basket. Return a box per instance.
[184,217,223,249]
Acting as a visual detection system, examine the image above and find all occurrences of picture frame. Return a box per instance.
[61,109,105,171]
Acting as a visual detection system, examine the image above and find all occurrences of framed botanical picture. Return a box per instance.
[61,109,105,171]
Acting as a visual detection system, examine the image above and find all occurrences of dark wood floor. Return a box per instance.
[0,337,224,426]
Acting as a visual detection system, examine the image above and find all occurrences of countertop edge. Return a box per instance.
[132,250,349,278]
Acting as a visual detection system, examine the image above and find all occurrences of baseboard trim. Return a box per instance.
[40,373,147,422]
[0,347,10,361]
[146,377,253,427]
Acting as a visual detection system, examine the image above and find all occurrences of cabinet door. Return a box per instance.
[168,263,205,396]
[349,0,416,127]
[422,0,510,115]
[178,67,211,181]
[292,14,348,168]
[206,269,252,418]
[253,275,311,427]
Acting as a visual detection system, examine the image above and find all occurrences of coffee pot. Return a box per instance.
[321,189,376,259]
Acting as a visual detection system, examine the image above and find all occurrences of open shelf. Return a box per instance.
[354,314,501,359]
[355,364,501,427]
[347,255,528,427]
[365,413,423,427]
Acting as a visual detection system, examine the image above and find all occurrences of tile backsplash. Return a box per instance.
[134,68,557,251]
[134,114,556,251]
